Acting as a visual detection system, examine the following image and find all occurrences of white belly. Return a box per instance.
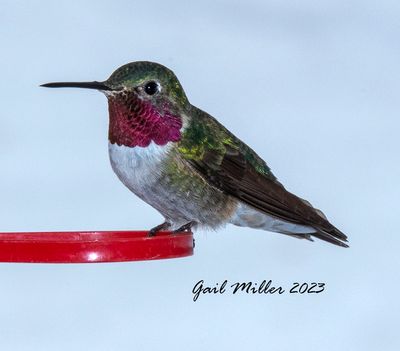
[108,141,235,229]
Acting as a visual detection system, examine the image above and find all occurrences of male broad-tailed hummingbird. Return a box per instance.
[42,61,348,247]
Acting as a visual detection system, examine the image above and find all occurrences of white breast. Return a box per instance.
[108,142,171,197]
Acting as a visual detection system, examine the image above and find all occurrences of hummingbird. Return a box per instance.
[41,61,348,247]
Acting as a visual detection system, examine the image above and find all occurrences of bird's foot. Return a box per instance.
[172,221,197,234]
[148,221,171,237]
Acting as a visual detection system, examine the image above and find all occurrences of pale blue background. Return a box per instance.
[1,0,399,350]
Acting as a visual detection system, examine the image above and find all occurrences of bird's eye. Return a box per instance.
[144,81,160,95]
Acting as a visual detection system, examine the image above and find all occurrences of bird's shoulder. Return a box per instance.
[177,105,277,181]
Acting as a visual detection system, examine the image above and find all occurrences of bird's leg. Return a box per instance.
[148,221,171,237]
[173,221,197,234]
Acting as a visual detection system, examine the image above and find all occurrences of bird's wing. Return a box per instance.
[178,108,348,247]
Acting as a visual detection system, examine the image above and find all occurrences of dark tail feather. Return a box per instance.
[311,227,349,248]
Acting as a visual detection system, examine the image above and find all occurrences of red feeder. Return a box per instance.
[0,230,194,263]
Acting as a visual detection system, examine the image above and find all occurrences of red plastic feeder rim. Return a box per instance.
[0,230,194,263]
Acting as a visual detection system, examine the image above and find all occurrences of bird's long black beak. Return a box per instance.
[40,81,112,91]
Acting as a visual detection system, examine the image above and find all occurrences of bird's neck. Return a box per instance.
[107,92,183,148]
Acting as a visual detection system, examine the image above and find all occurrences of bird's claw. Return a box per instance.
[148,221,171,237]
[172,221,196,234]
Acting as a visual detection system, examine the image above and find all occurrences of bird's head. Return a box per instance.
[42,61,190,147]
